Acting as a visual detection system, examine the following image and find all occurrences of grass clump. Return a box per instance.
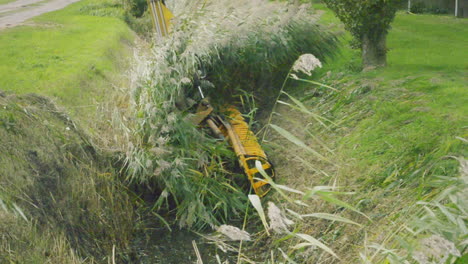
[125,0,338,229]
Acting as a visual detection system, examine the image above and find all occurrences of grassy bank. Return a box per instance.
[263,4,467,262]
[0,0,134,121]
[0,0,140,262]
[0,92,135,263]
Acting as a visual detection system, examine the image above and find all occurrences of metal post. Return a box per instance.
[408,0,411,13]
[147,0,169,38]
[156,1,168,36]
[455,0,459,17]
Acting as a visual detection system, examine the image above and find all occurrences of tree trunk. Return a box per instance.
[361,31,387,70]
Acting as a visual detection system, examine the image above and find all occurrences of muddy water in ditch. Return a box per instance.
[133,228,237,263]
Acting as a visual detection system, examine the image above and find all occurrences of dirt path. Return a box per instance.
[0,0,80,29]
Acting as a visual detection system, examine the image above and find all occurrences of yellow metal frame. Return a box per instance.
[147,0,174,38]
[220,107,274,197]
[190,102,274,197]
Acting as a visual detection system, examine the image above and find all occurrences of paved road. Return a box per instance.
[0,0,80,29]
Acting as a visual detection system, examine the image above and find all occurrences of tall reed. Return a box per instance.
[124,0,338,228]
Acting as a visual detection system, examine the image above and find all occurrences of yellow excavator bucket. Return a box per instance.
[220,107,274,197]
[147,0,174,38]
[190,100,274,197]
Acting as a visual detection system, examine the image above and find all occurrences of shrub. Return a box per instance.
[122,0,147,17]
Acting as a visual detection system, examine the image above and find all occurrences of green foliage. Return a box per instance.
[119,0,153,35]
[77,0,126,18]
[239,159,365,261]
[122,0,147,17]
[322,0,404,40]
[127,116,247,229]
[410,1,450,14]
[0,111,16,132]
[205,21,338,104]
[363,158,467,263]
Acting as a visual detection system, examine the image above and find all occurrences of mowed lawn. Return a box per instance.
[345,12,468,177]
[0,0,134,109]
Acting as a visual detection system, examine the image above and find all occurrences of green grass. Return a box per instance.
[323,11,467,184]
[265,5,467,262]
[0,0,16,5]
[305,5,467,184]
[0,0,134,116]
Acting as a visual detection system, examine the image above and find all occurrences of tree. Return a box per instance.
[322,0,403,69]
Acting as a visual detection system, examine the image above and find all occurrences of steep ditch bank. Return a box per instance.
[0,92,136,262]
[256,6,468,263]
[0,1,142,262]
